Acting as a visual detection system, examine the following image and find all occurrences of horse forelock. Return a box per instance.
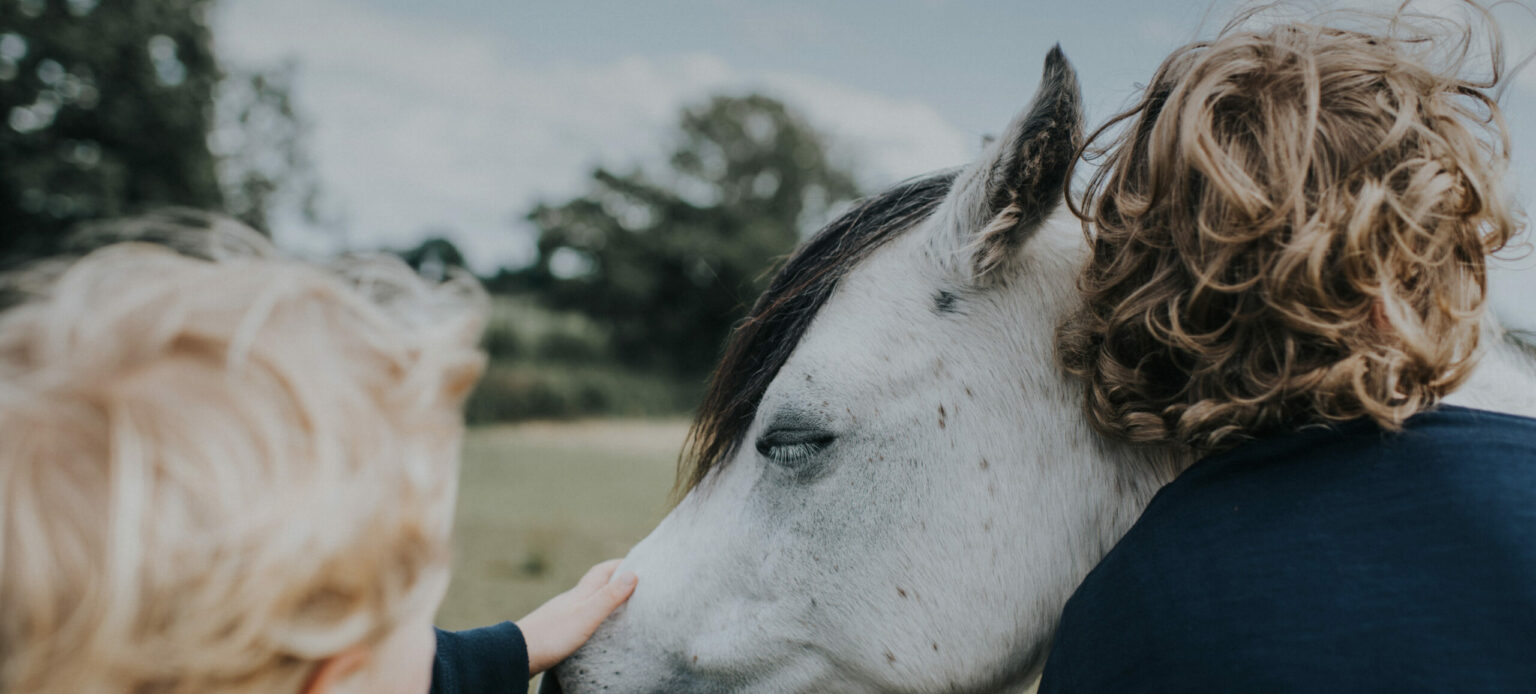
[677,171,958,498]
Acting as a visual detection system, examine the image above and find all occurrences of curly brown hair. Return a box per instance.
[1058,5,1523,452]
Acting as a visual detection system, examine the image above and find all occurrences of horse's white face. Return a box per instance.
[557,222,1167,693]
[550,49,1182,694]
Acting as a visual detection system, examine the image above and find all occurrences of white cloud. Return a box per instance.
[213,0,972,274]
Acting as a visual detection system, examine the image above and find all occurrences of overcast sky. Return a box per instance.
[212,0,1536,329]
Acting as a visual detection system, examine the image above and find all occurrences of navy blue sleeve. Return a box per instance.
[1038,407,1536,693]
[430,621,530,694]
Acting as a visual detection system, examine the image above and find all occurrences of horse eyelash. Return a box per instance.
[764,441,825,466]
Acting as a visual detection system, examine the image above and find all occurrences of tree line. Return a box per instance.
[1,0,863,417]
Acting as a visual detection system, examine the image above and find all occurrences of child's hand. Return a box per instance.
[518,559,638,674]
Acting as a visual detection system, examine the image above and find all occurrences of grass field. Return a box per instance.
[437,418,688,631]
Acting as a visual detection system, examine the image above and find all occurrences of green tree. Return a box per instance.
[398,235,467,282]
[0,0,315,264]
[521,94,860,375]
[212,61,319,233]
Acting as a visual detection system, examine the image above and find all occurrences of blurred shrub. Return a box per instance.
[480,295,609,363]
[482,321,521,360]
[464,362,702,424]
[535,332,607,363]
[464,296,701,423]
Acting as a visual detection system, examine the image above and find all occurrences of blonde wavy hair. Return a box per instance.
[0,214,486,693]
[1058,3,1523,451]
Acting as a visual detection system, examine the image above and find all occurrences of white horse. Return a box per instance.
[546,47,1536,693]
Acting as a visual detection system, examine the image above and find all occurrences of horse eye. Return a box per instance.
[755,428,836,468]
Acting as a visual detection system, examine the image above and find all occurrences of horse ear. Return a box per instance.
[947,45,1082,282]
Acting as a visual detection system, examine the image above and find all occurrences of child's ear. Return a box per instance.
[303,645,372,694]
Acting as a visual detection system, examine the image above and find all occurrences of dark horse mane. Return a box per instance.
[678,171,957,495]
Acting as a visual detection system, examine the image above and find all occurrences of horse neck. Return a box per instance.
[1092,432,1188,549]
[1026,218,1192,552]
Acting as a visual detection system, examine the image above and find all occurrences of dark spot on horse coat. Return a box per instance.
[885,650,897,664]
[897,587,908,598]
[938,404,947,429]
[933,290,959,314]
[932,642,940,652]
[979,458,990,470]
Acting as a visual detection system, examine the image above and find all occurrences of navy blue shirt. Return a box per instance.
[1039,405,1536,693]
[430,622,529,694]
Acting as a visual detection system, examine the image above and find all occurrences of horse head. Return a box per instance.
[547,47,1185,693]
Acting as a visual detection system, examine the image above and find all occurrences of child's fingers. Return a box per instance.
[574,559,624,594]
[583,571,638,623]
[607,571,639,604]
